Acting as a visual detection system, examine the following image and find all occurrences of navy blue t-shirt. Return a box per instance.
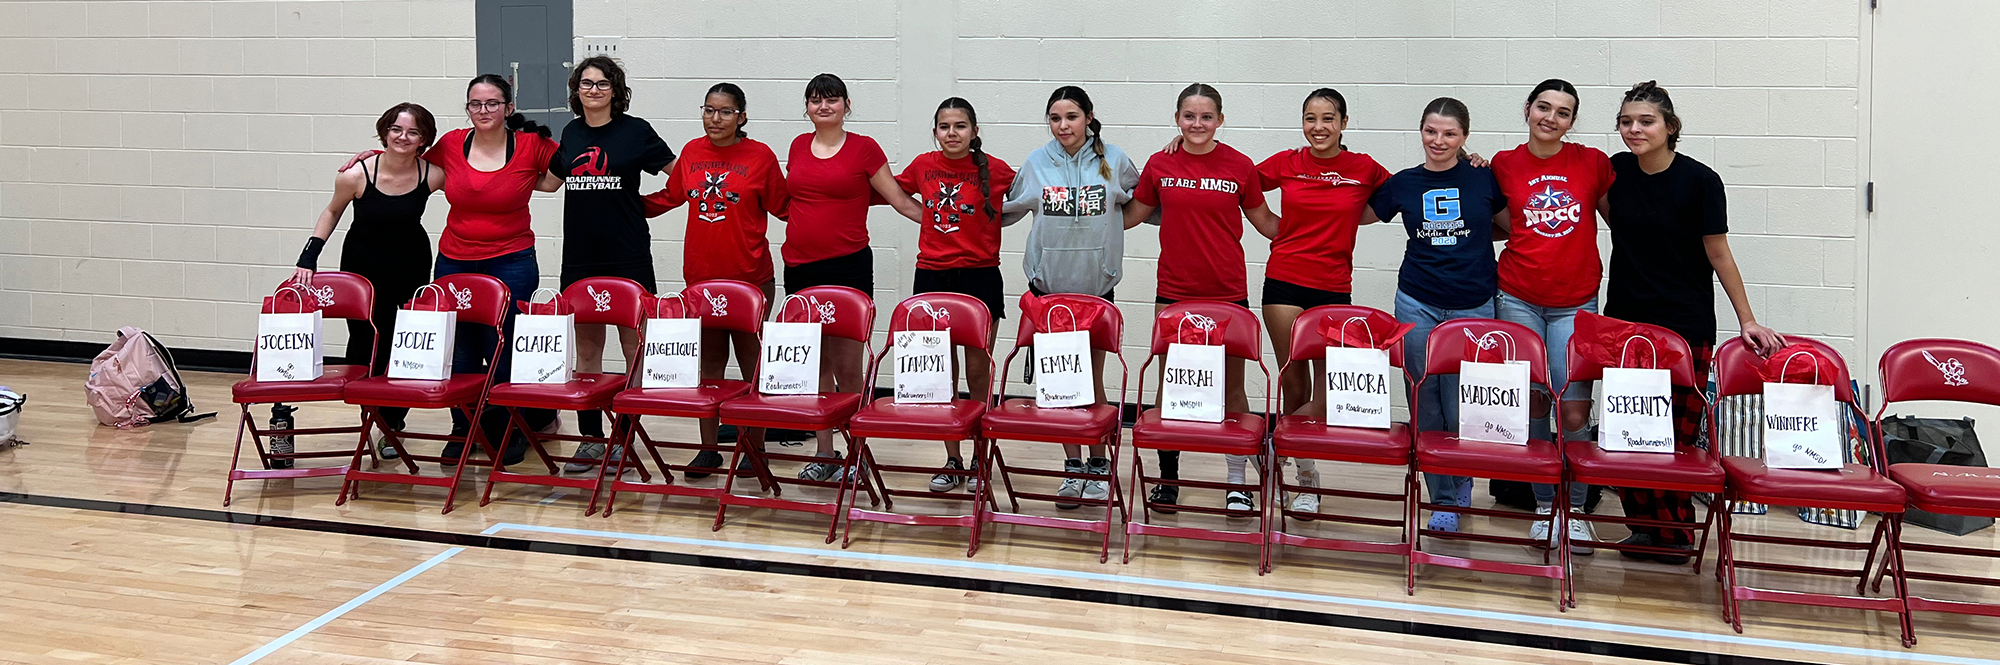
[1369,161,1507,310]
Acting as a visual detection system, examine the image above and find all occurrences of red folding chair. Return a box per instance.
[478,277,651,507]
[1267,305,1417,576]
[980,293,1129,563]
[225,273,379,506]
[1871,338,2000,641]
[336,273,510,514]
[1712,336,1910,645]
[1559,320,1723,603]
[1409,319,1569,610]
[713,286,879,542]
[1124,301,1271,567]
[843,293,999,553]
[595,280,773,517]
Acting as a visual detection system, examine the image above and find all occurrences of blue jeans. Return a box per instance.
[1395,289,1495,506]
[435,248,549,435]
[1494,289,1595,508]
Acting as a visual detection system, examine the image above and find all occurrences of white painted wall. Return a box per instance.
[0,1,1866,401]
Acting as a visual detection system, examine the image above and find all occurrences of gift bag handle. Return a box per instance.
[1043,303,1078,334]
[411,283,448,311]
[900,300,950,333]
[1777,350,1823,386]
[1619,335,1660,370]
[528,287,564,315]
[1175,313,1218,346]
[653,291,693,319]
[778,294,814,324]
[272,284,311,314]
[1336,316,1375,349]
[1466,329,1518,364]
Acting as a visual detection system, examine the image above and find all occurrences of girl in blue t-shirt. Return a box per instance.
[1363,97,1509,533]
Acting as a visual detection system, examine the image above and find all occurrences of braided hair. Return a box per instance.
[1621,80,1682,149]
[1047,85,1110,180]
[936,97,998,220]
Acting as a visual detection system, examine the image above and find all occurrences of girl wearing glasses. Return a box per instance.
[540,56,677,471]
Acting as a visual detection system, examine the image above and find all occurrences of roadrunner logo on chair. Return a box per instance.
[587,285,613,312]
[701,289,729,317]
[1924,350,1969,387]
[305,284,337,308]
[448,284,473,310]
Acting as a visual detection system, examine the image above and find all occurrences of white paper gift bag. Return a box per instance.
[759,296,824,395]
[510,288,576,384]
[1599,367,1675,452]
[255,285,324,382]
[1323,316,1396,429]
[895,331,953,403]
[640,293,702,389]
[1033,302,1095,408]
[386,284,457,380]
[1457,330,1530,445]
[1762,351,1843,469]
[1160,313,1226,423]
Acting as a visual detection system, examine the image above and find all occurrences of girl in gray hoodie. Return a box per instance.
[1000,85,1141,509]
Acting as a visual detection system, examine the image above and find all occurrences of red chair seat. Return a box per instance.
[232,365,366,403]
[1271,416,1410,463]
[719,392,863,428]
[1721,457,1907,512]
[1564,441,1724,489]
[611,380,752,417]
[1888,463,2000,518]
[342,374,488,407]
[1131,410,1266,455]
[848,397,986,439]
[1415,432,1562,481]
[486,373,624,409]
[981,398,1121,440]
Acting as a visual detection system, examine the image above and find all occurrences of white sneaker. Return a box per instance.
[1055,459,1086,509]
[1568,516,1597,555]
[1529,505,1554,547]
[1226,490,1255,520]
[1081,458,1111,504]
[1289,491,1320,513]
[799,452,845,483]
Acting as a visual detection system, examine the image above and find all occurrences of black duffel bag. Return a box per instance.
[1882,415,1991,535]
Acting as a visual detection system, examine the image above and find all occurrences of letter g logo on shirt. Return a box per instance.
[1423,188,1461,222]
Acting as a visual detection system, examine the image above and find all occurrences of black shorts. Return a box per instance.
[1028,283,1114,301]
[1155,295,1251,308]
[561,262,658,295]
[914,266,1007,319]
[784,247,873,297]
[1261,276,1351,310]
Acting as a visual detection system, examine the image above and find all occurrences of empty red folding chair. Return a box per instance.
[1125,301,1271,567]
[478,277,651,507]
[1267,305,1416,575]
[1409,319,1569,609]
[1559,319,1723,603]
[1871,339,2000,641]
[842,294,998,553]
[1711,336,1910,644]
[337,273,510,514]
[980,293,1128,563]
[713,286,879,542]
[596,280,772,516]
[225,273,379,506]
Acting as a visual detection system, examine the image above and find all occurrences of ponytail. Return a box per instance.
[504,112,552,139]
[1088,117,1109,180]
[969,136,997,220]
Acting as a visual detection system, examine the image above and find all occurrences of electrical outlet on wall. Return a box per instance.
[575,36,623,63]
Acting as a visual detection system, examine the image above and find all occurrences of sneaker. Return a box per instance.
[1082,457,1111,504]
[929,457,966,492]
[564,442,607,474]
[799,452,845,483]
[684,450,725,478]
[501,417,558,467]
[1055,459,1086,509]
[1529,505,1555,547]
[1289,491,1320,514]
[372,432,400,461]
[1225,490,1255,518]
[1148,485,1179,513]
[1652,545,1694,566]
[440,425,468,468]
[1568,516,1597,555]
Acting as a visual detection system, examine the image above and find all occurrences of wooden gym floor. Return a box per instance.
[1,357,1996,664]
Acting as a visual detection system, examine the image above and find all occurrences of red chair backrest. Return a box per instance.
[891,293,994,351]
[1713,335,1856,402]
[1424,318,1549,387]
[1011,293,1124,353]
[1879,338,2000,407]
[559,277,648,329]
[1288,305,1406,369]
[1564,321,1698,388]
[265,272,374,322]
[414,273,511,328]
[1148,301,1262,361]
[684,279,768,335]
[778,286,875,343]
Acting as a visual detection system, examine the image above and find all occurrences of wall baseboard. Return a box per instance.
[0,337,252,374]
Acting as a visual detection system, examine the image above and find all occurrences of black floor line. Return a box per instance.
[0,491,1820,665]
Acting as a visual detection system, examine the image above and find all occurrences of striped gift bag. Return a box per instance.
[1712,379,1869,529]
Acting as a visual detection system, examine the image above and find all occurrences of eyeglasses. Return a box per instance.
[465,100,508,112]
[577,79,614,91]
[699,106,742,118]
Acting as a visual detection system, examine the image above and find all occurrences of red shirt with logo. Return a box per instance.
[1491,142,1615,307]
[643,137,790,285]
[1256,148,1391,294]
[1134,142,1267,302]
[424,128,562,261]
[894,151,1019,270]
[783,132,889,267]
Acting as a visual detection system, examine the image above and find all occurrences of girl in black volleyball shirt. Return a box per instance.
[542,56,677,470]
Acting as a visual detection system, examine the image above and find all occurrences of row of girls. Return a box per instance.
[290,58,1779,560]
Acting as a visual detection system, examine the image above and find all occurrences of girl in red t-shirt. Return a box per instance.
[641,82,790,474]
[1122,84,1281,513]
[891,97,1019,490]
[783,74,924,480]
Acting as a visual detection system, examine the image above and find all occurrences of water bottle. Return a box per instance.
[269,403,296,469]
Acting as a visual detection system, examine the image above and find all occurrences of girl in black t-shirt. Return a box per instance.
[1600,81,1783,563]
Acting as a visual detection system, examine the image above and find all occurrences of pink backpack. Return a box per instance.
[87,327,213,428]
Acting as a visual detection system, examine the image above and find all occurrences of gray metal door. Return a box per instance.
[476,0,573,130]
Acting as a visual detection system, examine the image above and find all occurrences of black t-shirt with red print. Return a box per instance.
[550,114,676,272]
